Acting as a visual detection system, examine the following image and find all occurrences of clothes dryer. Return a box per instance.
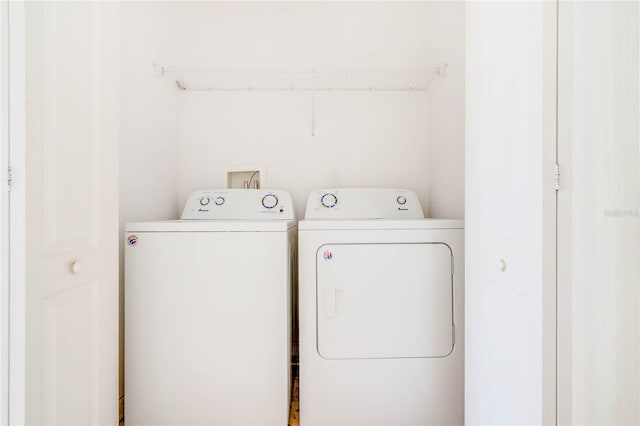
[298,188,464,426]
[125,189,296,426]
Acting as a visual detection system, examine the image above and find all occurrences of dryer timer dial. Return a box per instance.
[320,193,338,208]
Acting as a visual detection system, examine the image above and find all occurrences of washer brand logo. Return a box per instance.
[128,235,138,247]
[323,250,333,260]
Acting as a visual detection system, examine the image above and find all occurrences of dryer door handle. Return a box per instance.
[325,286,336,318]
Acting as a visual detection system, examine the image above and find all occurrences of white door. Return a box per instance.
[22,2,119,424]
[557,2,640,425]
[316,243,453,359]
[465,2,557,425]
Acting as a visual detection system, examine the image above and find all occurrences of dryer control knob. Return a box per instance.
[321,193,338,208]
[396,196,407,205]
[215,196,225,206]
[199,197,210,206]
[262,194,278,209]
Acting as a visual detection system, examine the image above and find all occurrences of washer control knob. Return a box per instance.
[321,193,338,208]
[262,194,279,209]
[199,197,210,206]
[215,196,225,206]
[396,196,407,205]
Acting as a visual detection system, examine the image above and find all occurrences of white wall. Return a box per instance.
[165,1,465,219]
[119,2,180,225]
[465,2,556,425]
[426,4,465,219]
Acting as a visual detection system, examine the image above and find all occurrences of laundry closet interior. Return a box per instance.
[117,2,465,424]
[8,1,638,425]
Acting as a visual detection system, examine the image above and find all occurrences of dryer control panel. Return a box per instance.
[181,189,295,220]
[304,188,424,219]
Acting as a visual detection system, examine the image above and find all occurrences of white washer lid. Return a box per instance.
[126,220,297,233]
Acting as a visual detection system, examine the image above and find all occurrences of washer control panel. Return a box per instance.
[181,189,295,220]
[304,188,424,219]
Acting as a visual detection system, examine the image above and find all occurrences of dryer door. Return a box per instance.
[316,243,453,359]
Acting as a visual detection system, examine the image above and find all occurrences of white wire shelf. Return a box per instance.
[154,65,446,92]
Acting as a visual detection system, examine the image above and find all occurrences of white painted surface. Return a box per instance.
[7,2,26,424]
[298,218,463,231]
[118,1,180,226]
[24,2,119,424]
[118,2,466,224]
[426,4,466,220]
[558,2,640,425]
[465,2,556,425]
[144,1,465,220]
[298,219,464,426]
[0,1,9,422]
[124,221,295,426]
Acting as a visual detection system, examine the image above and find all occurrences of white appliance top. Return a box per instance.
[126,220,296,233]
[304,188,424,220]
[181,189,295,220]
[298,218,463,231]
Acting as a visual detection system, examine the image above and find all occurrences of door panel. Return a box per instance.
[464,2,557,424]
[25,2,118,424]
[41,2,98,253]
[558,2,640,425]
[42,283,96,425]
[316,243,453,359]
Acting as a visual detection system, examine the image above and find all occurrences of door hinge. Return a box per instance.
[554,163,560,191]
[6,164,12,191]
[451,255,455,276]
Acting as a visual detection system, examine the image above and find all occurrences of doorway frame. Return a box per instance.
[0,0,10,420]
[1,1,26,425]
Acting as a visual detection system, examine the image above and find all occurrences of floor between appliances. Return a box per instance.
[289,377,300,426]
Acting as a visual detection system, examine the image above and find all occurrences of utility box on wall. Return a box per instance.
[225,165,266,189]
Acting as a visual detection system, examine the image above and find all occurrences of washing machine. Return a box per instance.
[125,189,297,426]
[298,188,464,426]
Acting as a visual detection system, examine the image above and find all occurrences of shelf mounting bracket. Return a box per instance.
[437,63,448,79]
[153,63,164,78]
[311,91,316,137]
